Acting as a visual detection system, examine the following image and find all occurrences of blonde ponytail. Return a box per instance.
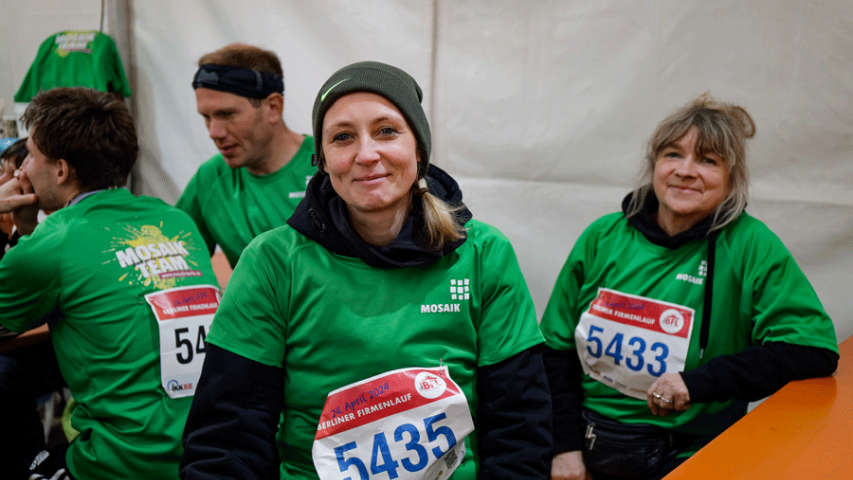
[419,189,466,251]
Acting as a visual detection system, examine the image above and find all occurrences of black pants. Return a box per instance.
[587,454,689,480]
[0,342,68,479]
[581,409,713,480]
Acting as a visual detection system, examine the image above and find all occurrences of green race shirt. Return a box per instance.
[207,219,544,479]
[540,212,838,437]
[15,31,131,102]
[0,189,220,480]
[176,136,316,268]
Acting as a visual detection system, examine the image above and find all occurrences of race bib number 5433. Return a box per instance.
[575,288,694,399]
[312,367,474,480]
[145,285,220,399]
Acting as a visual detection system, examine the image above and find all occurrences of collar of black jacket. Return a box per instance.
[621,189,714,249]
[288,164,472,269]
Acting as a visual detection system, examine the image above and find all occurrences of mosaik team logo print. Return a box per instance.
[106,223,202,289]
[422,278,470,313]
[676,260,707,285]
[54,31,96,55]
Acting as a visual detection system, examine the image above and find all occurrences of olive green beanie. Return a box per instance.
[311,61,431,175]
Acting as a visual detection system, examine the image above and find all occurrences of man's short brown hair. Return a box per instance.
[20,87,138,191]
[198,43,283,77]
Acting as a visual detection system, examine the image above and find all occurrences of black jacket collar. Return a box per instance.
[622,190,714,249]
[288,165,472,269]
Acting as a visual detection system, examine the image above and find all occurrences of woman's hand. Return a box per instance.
[647,373,691,416]
[551,451,593,480]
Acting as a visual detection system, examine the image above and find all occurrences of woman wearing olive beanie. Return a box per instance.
[181,61,552,480]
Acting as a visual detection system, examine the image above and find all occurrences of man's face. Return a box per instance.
[23,136,64,211]
[195,88,275,174]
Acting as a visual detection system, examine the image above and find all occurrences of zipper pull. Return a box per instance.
[585,423,596,450]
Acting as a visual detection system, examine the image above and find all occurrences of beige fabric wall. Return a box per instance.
[2,1,851,342]
[432,1,853,344]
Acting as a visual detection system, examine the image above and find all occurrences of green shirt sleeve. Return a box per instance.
[0,223,64,332]
[732,219,839,352]
[473,222,544,366]
[205,232,288,367]
[539,218,604,352]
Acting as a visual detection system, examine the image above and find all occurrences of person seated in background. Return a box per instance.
[0,137,32,342]
[0,137,27,183]
[180,61,552,479]
[177,43,316,269]
[0,137,29,256]
[0,87,221,480]
[540,94,839,480]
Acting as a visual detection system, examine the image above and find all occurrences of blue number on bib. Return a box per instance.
[335,416,458,478]
[370,432,400,479]
[586,325,604,358]
[393,424,428,472]
[625,336,646,371]
[647,342,669,376]
[424,413,457,458]
[586,325,670,376]
[335,441,368,480]
[604,333,624,365]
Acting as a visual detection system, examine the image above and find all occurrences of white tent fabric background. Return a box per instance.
[2,0,851,342]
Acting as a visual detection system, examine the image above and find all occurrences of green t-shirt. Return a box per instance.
[0,189,220,480]
[207,219,544,479]
[176,136,316,268]
[540,211,838,437]
[15,31,131,102]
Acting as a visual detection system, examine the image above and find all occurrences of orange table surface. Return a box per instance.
[666,336,853,479]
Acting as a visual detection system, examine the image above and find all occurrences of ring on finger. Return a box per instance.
[661,396,674,404]
[652,393,663,399]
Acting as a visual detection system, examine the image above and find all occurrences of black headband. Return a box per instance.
[192,64,284,98]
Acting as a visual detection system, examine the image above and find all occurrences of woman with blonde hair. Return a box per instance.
[541,94,838,480]
[181,61,552,479]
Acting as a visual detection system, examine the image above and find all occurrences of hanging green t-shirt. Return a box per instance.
[0,189,220,480]
[15,31,131,102]
[207,219,544,479]
[540,211,838,437]
[176,136,316,268]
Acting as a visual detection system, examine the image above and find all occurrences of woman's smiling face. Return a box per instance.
[322,92,419,220]
[653,127,730,235]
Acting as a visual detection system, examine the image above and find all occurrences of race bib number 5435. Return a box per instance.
[575,288,694,399]
[312,367,474,480]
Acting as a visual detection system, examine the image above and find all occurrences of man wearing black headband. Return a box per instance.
[177,44,316,268]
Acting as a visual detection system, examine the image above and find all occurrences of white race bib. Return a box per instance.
[144,285,220,399]
[575,288,694,399]
[312,366,474,480]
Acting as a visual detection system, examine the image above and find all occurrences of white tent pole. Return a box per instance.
[104,0,140,193]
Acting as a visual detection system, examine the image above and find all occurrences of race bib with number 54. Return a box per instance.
[145,285,220,399]
[312,366,474,480]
